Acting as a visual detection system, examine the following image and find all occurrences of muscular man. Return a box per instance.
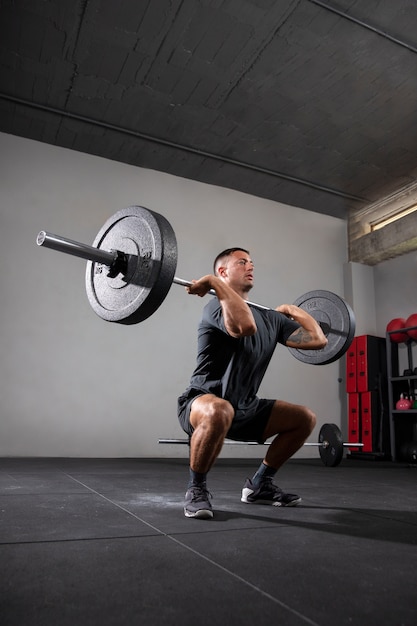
[177,247,327,519]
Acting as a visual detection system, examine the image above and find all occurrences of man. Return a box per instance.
[177,247,327,519]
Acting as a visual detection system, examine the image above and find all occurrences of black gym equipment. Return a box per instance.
[158,423,363,467]
[37,205,356,365]
[288,291,355,365]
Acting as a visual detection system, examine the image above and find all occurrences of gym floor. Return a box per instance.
[1,456,416,626]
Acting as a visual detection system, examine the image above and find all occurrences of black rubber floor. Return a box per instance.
[1,457,416,626]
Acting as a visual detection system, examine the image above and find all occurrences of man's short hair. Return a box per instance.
[213,247,250,275]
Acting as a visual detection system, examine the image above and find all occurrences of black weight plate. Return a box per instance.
[318,423,344,467]
[288,289,356,365]
[85,206,177,324]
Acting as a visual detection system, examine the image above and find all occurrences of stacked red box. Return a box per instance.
[346,337,358,394]
[361,392,374,452]
[347,392,360,451]
[346,335,388,454]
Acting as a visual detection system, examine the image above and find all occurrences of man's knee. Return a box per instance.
[191,396,234,434]
[301,406,316,435]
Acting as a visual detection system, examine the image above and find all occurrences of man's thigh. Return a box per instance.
[262,400,314,440]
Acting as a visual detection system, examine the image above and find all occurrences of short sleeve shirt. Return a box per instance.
[185,298,300,410]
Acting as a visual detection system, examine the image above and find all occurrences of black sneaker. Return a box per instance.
[184,484,213,519]
[241,477,301,507]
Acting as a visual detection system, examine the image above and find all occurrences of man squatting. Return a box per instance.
[177,247,327,519]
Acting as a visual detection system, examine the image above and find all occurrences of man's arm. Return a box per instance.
[186,275,257,338]
[276,304,328,350]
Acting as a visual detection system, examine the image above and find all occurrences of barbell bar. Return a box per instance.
[159,423,364,467]
[37,231,271,310]
[36,205,356,365]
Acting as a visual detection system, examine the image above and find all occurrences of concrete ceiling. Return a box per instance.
[1,0,417,227]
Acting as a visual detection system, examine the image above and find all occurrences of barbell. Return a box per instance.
[159,423,363,467]
[36,205,356,365]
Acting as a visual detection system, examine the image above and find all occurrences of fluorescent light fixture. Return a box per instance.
[371,205,417,231]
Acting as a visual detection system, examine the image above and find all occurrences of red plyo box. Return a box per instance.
[346,336,358,393]
[347,392,361,452]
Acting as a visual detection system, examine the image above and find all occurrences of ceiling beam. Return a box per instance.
[349,210,417,265]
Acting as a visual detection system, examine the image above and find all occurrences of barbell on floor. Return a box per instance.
[36,205,356,365]
[159,423,364,467]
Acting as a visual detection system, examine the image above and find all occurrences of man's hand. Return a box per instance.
[276,304,297,318]
[186,275,215,298]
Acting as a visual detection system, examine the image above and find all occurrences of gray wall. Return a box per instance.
[1,132,350,458]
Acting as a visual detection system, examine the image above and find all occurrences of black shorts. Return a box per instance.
[177,389,275,444]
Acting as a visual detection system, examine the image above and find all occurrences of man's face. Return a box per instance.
[218,250,254,293]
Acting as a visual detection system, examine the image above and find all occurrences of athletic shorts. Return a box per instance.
[177,389,275,444]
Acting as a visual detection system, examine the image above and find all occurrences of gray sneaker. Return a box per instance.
[184,484,213,519]
[241,477,301,507]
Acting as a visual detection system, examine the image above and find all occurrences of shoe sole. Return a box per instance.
[184,508,214,519]
[241,489,301,507]
[241,498,301,507]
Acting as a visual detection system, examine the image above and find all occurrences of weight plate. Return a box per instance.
[288,289,356,365]
[318,423,344,467]
[85,206,178,324]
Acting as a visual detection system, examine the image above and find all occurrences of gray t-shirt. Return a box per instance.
[185,297,300,411]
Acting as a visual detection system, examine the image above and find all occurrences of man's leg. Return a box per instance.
[189,394,235,472]
[262,400,316,468]
[242,400,316,507]
[184,394,234,519]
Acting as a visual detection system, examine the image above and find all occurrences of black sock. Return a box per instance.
[188,468,207,488]
[251,462,277,487]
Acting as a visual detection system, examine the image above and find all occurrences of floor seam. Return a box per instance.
[63,471,321,626]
